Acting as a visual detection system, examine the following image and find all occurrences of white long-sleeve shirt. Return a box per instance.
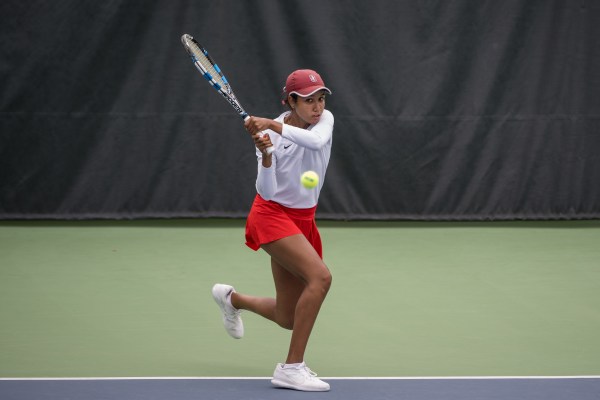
[255,109,334,208]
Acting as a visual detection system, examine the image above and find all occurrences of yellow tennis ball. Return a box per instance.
[300,170,319,189]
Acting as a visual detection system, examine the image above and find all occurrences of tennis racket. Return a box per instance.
[181,34,274,155]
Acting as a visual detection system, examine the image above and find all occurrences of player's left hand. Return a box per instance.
[252,132,272,155]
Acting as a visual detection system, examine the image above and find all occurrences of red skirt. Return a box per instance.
[245,194,322,258]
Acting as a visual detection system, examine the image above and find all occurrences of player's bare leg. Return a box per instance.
[231,234,331,363]
[231,264,303,330]
[261,234,332,363]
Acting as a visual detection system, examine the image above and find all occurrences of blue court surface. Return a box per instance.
[1,377,599,400]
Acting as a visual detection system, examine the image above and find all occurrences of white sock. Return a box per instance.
[282,362,304,369]
[226,290,240,311]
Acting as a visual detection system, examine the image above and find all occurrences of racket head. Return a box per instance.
[181,34,272,154]
[181,34,232,95]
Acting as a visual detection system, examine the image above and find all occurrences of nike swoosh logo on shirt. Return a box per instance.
[284,144,292,149]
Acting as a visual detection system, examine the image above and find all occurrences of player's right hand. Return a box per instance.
[244,116,273,135]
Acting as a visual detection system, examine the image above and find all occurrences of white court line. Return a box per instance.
[1,376,599,381]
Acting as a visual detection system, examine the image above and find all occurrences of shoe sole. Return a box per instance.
[271,379,330,392]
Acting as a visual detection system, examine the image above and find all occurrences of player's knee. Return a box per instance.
[313,267,332,296]
[322,270,332,293]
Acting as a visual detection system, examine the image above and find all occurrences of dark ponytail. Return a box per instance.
[283,93,298,110]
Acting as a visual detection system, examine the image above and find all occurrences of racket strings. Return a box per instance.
[181,34,251,122]
[187,43,228,90]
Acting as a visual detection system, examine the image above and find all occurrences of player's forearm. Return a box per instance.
[261,154,272,168]
[268,120,283,135]
[256,162,276,199]
[280,110,334,150]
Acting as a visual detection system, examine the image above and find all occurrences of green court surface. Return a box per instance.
[1,219,599,378]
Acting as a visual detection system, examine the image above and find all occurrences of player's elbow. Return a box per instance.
[305,137,329,151]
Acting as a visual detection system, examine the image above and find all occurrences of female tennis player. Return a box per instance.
[212,69,334,392]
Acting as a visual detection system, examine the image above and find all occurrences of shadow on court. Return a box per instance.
[1,378,599,400]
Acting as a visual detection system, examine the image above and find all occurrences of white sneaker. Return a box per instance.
[271,362,330,392]
[211,284,244,339]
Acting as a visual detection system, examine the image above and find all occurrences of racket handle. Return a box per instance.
[264,144,275,155]
[243,116,274,155]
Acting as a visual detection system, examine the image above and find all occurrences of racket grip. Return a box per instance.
[243,116,274,155]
